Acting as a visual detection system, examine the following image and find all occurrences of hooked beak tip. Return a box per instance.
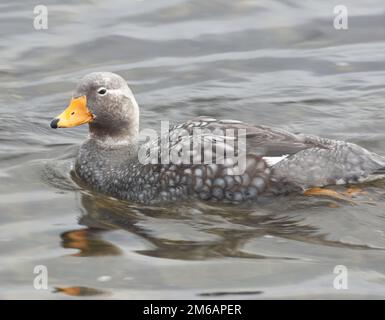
[50,118,59,129]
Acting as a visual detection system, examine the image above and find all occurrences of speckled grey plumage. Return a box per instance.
[64,72,385,204]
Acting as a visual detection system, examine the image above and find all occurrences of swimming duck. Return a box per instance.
[50,72,385,203]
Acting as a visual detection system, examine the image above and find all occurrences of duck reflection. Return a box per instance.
[61,228,122,257]
[54,286,109,297]
[60,189,369,260]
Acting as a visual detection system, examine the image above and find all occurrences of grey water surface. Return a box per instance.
[1,0,385,299]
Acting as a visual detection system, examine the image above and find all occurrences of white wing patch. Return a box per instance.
[263,155,289,167]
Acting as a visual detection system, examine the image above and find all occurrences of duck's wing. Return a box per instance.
[137,117,337,201]
[140,116,332,168]
[174,116,329,158]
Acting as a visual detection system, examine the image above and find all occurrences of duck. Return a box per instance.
[50,72,385,204]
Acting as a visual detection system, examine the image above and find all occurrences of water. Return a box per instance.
[1,0,385,299]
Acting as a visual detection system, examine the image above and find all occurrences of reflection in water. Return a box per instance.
[61,229,122,257]
[54,286,109,297]
[59,188,383,261]
[199,290,263,297]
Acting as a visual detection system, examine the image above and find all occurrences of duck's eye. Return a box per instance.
[97,87,107,95]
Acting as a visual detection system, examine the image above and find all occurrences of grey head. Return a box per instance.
[51,72,139,144]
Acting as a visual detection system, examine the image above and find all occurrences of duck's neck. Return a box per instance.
[88,92,140,146]
[89,119,139,146]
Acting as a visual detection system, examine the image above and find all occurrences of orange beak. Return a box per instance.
[50,96,94,128]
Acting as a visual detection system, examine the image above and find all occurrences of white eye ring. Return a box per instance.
[97,87,107,95]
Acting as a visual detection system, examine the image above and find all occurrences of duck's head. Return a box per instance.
[50,72,139,143]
